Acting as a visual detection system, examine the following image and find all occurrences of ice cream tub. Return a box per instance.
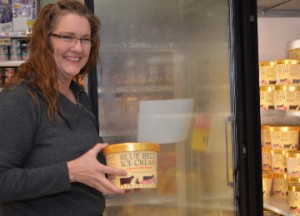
[262,171,273,198]
[288,183,300,215]
[259,61,276,86]
[260,86,274,110]
[261,125,272,148]
[288,39,300,59]
[104,142,159,189]
[271,149,288,174]
[274,85,300,111]
[272,173,288,197]
[269,126,300,150]
[262,147,272,171]
[275,59,300,85]
[286,150,300,178]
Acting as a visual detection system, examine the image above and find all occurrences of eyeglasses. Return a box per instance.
[49,33,94,46]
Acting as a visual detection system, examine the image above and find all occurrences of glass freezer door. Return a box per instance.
[91,0,253,215]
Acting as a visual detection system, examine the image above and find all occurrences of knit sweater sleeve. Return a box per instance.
[0,85,71,202]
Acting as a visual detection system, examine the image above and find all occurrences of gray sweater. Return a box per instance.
[0,81,105,216]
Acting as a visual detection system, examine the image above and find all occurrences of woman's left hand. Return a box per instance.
[67,143,127,195]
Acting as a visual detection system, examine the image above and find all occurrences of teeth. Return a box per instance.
[66,57,80,61]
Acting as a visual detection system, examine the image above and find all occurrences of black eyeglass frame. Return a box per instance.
[49,33,95,46]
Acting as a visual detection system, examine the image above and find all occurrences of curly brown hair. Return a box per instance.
[7,0,100,120]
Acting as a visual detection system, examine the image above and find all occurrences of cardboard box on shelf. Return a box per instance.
[12,0,34,32]
[0,0,13,32]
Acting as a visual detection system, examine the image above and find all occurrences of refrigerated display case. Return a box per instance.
[85,0,262,215]
[257,1,300,215]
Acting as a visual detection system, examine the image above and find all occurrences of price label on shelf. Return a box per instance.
[0,38,11,46]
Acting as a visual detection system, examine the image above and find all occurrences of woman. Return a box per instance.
[0,0,126,215]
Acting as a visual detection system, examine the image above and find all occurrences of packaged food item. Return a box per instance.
[0,54,9,61]
[275,59,300,85]
[260,86,274,110]
[0,0,12,32]
[0,45,8,54]
[272,173,288,197]
[288,39,300,59]
[286,150,300,178]
[9,54,21,61]
[288,183,300,215]
[262,147,272,171]
[274,85,300,111]
[262,171,273,198]
[12,1,34,32]
[259,61,276,86]
[261,125,271,148]
[269,126,300,150]
[104,142,159,189]
[271,149,288,174]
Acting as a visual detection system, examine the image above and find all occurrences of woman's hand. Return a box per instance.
[67,143,126,195]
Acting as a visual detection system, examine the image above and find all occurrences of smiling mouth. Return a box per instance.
[65,57,80,62]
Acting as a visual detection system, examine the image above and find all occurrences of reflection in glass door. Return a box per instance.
[90,0,257,215]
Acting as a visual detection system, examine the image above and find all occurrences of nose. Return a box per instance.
[72,39,84,51]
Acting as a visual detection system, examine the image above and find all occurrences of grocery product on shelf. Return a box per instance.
[0,0,13,32]
[288,183,300,215]
[275,59,300,85]
[259,61,276,86]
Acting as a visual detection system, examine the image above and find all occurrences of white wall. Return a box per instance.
[258,17,300,61]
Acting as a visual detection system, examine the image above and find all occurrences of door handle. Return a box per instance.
[225,115,234,187]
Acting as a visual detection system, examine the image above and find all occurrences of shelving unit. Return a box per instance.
[0,60,25,68]
[261,110,300,125]
[261,110,300,215]
[264,197,292,216]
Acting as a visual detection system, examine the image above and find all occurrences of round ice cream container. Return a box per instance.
[262,171,273,198]
[259,61,276,86]
[271,149,288,174]
[275,59,300,85]
[288,39,300,59]
[260,86,274,110]
[261,125,271,148]
[262,147,272,171]
[269,126,300,150]
[272,173,288,197]
[274,85,300,111]
[104,142,159,189]
[288,183,300,215]
[286,150,300,178]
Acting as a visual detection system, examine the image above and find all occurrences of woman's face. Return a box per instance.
[50,13,92,83]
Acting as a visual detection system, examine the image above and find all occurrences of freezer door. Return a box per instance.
[90,0,261,215]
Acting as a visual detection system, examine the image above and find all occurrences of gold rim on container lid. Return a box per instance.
[286,150,300,158]
[261,125,270,129]
[262,147,271,152]
[275,59,300,65]
[273,173,287,179]
[269,126,300,131]
[273,85,300,91]
[259,61,275,67]
[288,183,300,192]
[262,171,272,178]
[260,86,274,91]
[288,177,300,183]
[103,142,160,155]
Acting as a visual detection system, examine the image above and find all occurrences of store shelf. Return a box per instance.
[264,197,292,216]
[260,110,300,125]
[0,32,30,38]
[0,61,25,67]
